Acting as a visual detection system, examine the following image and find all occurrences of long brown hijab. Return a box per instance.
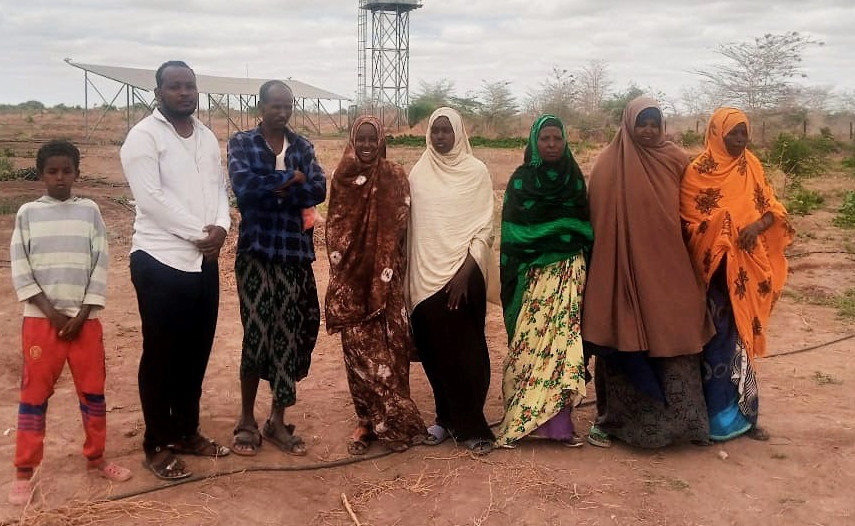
[582,97,713,357]
[325,116,410,332]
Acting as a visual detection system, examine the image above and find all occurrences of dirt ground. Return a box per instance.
[0,111,852,526]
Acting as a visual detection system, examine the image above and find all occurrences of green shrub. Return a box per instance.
[385,134,424,147]
[14,167,38,181]
[469,136,527,148]
[841,145,855,175]
[767,133,827,187]
[407,101,436,127]
[813,127,840,155]
[0,157,14,180]
[680,129,703,147]
[385,134,527,149]
[785,187,824,215]
[833,191,855,229]
[836,289,855,318]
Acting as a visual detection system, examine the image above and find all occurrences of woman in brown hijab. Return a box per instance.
[325,116,427,455]
[582,97,714,448]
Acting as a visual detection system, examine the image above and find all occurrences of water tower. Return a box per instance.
[358,0,422,128]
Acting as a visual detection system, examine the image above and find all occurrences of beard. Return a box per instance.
[159,100,197,118]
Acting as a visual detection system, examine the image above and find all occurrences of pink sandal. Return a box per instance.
[91,461,133,482]
[8,479,32,506]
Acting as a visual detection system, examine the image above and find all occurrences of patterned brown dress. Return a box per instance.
[324,116,426,446]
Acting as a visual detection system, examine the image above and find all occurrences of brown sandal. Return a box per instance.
[262,421,307,456]
[232,424,262,456]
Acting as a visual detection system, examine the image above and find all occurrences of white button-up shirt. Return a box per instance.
[120,108,230,272]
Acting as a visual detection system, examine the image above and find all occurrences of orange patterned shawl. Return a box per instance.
[680,108,793,358]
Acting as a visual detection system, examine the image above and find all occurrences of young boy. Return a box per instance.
[8,140,131,505]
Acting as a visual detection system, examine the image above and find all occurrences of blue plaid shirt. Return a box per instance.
[228,126,327,263]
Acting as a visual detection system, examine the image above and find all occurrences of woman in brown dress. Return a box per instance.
[325,116,427,455]
[582,97,714,448]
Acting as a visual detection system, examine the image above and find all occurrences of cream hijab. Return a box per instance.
[407,107,497,310]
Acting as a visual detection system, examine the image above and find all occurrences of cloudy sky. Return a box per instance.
[1,0,853,108]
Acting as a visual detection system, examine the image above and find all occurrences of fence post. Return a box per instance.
[761,121,765,143]
[803,119,807,137]
[850,121,853,140]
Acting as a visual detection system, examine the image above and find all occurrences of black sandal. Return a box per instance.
[145,448,192,481]
[171,433,231,457]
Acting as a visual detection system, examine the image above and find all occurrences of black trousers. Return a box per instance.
[130,251,219,454]
[411,270,494,442]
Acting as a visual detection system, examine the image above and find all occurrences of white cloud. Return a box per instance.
[0,0,853,107]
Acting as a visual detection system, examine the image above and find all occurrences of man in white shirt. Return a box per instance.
[120,60,231,481]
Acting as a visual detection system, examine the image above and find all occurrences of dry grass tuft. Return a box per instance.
[349,466,441,506]
[17,499,218,526]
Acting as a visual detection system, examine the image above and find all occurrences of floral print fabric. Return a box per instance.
[494,255,587,446]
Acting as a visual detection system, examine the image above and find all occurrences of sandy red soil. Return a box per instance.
[0,111,852,526]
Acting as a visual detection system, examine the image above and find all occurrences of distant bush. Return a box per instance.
[407,101,436,127]
[470,136,527,148]
[841,145,855,175]
[385,134,526,149]
[680,129,704,147]
[0,153,37,182]
[785,188,824,215]
[833,191,855,229]
[835,289,855,318]
[385,135,424,147]
[14,167,38,181]
[767,133,828,187]
[814,127,840,154]
[0,157,13,180]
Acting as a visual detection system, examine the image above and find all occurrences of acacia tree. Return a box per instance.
[525,66,578,123]
[601,84,645,123]
[408,79,456,125]
[696,32,823,111]
[477,80,518,136]
[577,60,612,116]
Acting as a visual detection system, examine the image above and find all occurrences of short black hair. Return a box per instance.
[156,60,194,89]
[635,107,662,127]
[259,80,293,104]
[36,140,80,173]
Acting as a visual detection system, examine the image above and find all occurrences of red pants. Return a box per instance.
[15,317,107,476]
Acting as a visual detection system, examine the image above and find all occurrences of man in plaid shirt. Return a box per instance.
[227,80,326,456]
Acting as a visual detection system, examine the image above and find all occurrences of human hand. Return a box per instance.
[737,220,765,252]
[196,225,227,260]
[58,314,86,341]
[49,311,71,334]
[445,255,477,310]
[273,170,307,198]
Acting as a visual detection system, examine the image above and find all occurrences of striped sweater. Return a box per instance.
[10,195,108,318]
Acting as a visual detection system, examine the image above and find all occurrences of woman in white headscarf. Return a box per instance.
[408,107,496,455]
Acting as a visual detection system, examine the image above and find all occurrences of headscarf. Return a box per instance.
[325,115,410,331]
[500,114,593,341]
[582,96,714,357]
[681,107,792,358]
[407,107,496,311]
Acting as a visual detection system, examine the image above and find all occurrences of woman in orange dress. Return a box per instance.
[680,107,792,441]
